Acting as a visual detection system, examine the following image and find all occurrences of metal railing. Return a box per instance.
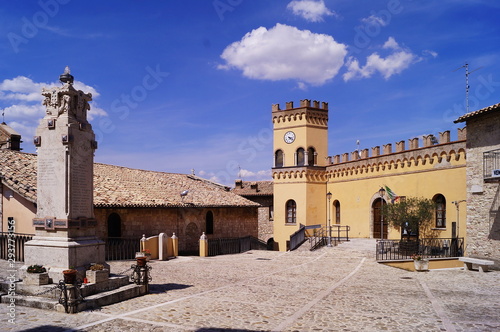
[309,227,328,251]
[105,237,140,261]
[376,238,464,261]
[289,224,306,251]
[0,232,34,262]
[331,225,350,242]
[208,236,268,257]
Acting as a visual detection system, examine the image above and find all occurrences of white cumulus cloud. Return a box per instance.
[287,0,337,22]
[218,23,347,86]
[0,76,107,148]
[343,37,421,81]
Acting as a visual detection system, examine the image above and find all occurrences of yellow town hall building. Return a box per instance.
[272,100,467,251]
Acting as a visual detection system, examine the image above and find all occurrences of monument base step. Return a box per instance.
[0,278,147,313]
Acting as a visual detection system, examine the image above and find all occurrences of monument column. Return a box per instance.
[24,67,105,281]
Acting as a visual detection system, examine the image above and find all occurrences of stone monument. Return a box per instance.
[23,67,105,281]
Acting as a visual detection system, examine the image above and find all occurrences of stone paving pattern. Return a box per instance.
[1,239,499,331]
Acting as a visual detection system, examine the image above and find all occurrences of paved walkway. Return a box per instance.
[1,239,499,331]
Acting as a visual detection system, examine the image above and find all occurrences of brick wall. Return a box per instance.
[95,206,258,253]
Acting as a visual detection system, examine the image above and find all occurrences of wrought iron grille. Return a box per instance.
[207,236,267,257]
[484,148,500,180]
[376,238,464,261]
[0,232,34,262]
[105,237,140,261]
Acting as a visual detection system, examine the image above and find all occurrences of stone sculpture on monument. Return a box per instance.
[23,67,105,282]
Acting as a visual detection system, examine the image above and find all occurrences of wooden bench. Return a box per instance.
[459,257,494,272]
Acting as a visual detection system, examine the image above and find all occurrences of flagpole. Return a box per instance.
[378,187,386,239]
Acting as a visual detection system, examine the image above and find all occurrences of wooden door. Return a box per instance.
[373,198,388,239]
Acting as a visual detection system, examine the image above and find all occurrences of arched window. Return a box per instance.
[434,194,446,228]
[206,211,214,234]
[286,200,297,224]
[333,200,340,224]
[296,148,305,166]
[308,147,316,166]
[107,213,122,238]
[275,150,284,168]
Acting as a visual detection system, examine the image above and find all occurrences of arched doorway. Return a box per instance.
[107,213,122,238]
[372,198,388,239]
[206,211,214,235]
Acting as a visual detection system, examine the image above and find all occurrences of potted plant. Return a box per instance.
[136,256,147,267]
[86,263,109,284]
[24,264,49,285]
[63,268,78,284]
[411,254,429,271]
[136,248,151,261]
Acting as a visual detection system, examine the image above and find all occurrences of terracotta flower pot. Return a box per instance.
[63,269,77,284]
[136,257,147,267]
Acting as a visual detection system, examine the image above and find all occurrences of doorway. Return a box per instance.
[372,198,388,239]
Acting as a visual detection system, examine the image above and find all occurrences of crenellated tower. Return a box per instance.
[272,99,329,251]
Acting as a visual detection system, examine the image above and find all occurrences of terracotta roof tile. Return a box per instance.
[0,149,259,208]
[454,102,500,123]
[232,180,273,196]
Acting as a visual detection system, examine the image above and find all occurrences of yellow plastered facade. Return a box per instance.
[272,100,467,251]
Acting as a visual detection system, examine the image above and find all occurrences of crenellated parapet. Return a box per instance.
[327,128,467,180]
[328,142,465,180]
[330,129,466,166]
[272,99,328,126]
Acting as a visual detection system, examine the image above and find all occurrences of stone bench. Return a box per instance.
[459,257,494,272]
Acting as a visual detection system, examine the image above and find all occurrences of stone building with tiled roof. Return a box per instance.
[0,146,259,253]
[0,122,22,151]
[232,180,274,246]
[454,102,500,267]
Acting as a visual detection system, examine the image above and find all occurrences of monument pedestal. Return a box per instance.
[24,236,105,282]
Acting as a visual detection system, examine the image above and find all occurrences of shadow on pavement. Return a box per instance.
[197,329,267,332]
[148,283,192,294]
[20,326,77,332]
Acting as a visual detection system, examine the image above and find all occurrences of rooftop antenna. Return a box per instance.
[356,140,360,158]
[453,63,482,113]
[238,165,241,179]
[1,108,5,124]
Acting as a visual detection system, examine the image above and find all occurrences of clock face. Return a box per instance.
[284,131,296,144]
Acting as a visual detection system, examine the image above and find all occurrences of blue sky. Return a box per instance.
[1,0,499,186]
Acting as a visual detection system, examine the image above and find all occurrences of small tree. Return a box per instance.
[382,197,436,240]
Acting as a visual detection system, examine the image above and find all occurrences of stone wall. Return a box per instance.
[464,112,500,268]
[94,206,258,253]
[252,196,274,242]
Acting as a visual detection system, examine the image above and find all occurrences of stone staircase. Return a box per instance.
[0,274,146,313]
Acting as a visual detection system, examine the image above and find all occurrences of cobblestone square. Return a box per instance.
[1,239,499,331]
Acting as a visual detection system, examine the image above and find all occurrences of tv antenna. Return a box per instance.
[453,63,482,113]
[1,108,4,124]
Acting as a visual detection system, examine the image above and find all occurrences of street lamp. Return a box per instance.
[452,200,466,238]
[326,191,332,247]
[378,187,386,239]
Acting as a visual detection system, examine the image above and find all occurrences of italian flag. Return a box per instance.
[385,185,400,203]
